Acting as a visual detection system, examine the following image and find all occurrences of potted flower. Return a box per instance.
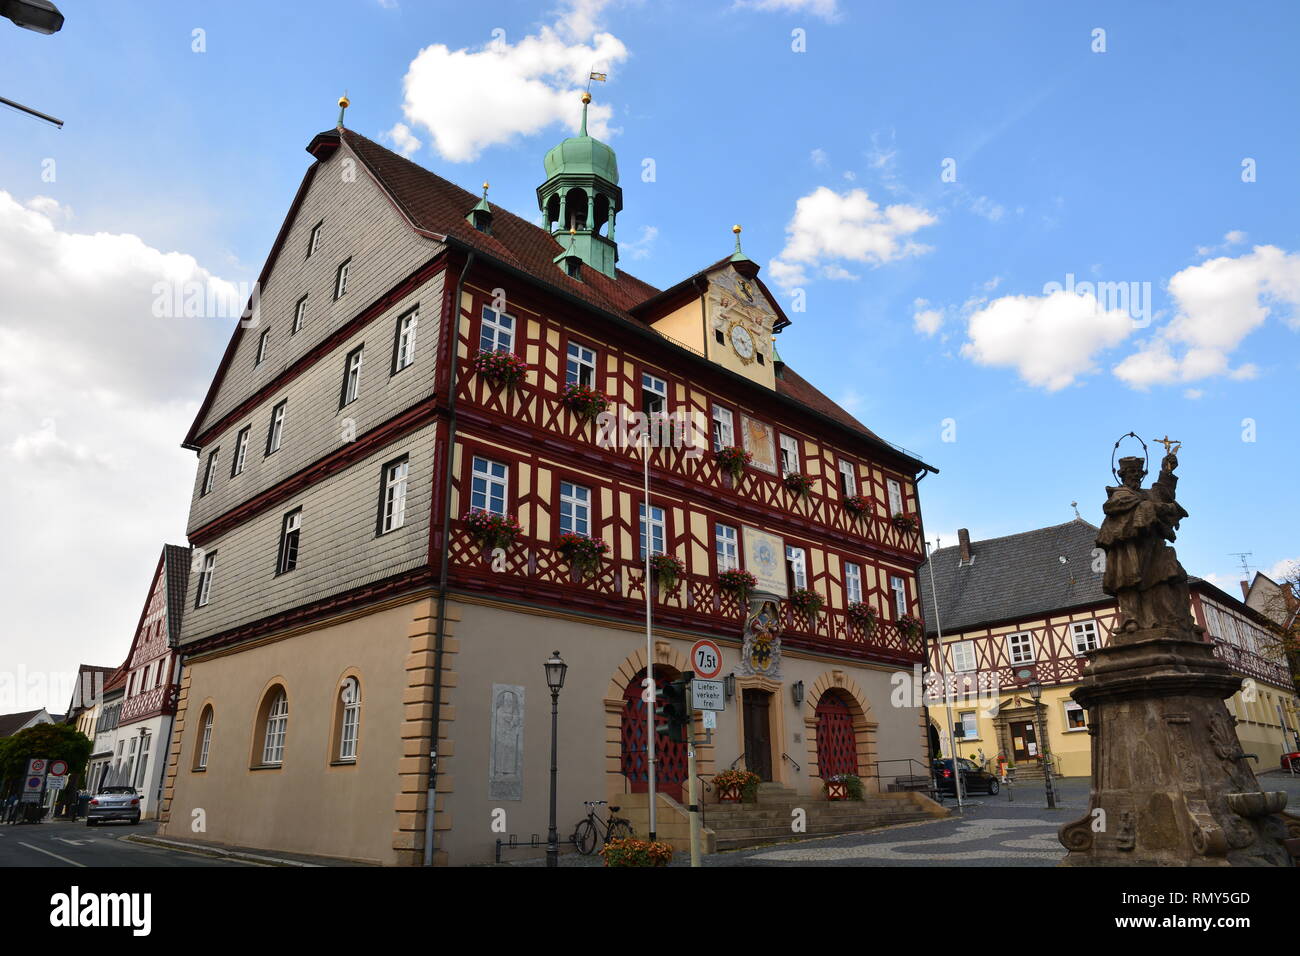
[783,472,814,498]
[712,768,761,803]
[560,381,609,422]
[649,553,685,594]
[847,601,877,631]
[718,568,757,603]
[556,531,609,579]
[471,349,527,391]
[463,509,521,551]
[892,511,917,533]
[789,586,824,623]
[599,837,674,867]
[844,493,870,518]
[896,614,924,640]
[714,445,752,483]
[824,773,865,801]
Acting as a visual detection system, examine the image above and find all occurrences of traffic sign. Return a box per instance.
[689,640,723,679]
[24,774,43,793]
[702,710,717,730]
[47,774,68,791]
[48,759,68,777]
[26,758,46,775]
[691,679,725,712]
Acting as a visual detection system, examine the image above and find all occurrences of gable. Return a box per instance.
[188,139,441,446]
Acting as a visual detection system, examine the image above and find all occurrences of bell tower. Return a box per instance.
[536,93,623,278]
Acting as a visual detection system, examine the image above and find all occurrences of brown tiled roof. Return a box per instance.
[775,365,882,442]
[341,130,660,320]
[0,709,47,737]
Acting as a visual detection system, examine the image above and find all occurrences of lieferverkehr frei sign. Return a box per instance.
[691,679,725,712]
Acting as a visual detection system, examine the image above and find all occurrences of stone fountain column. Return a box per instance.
[1059,444,1299,866]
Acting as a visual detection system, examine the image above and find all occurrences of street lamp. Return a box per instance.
[1,0,63,34]
[544,650,568,868]
[1026,679,1057,809]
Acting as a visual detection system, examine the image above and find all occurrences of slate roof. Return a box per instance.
[0,709,48,737]
[919,519,1108,634]
[163,544,192,645]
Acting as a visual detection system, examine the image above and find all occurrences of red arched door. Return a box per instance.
[621,667,688,801]
[815,691,858,779]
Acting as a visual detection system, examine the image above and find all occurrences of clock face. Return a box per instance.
[730,324,755,360]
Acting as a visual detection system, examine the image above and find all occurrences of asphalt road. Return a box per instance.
[0,820,251,867]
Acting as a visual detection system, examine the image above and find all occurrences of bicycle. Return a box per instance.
[571,800,633,855]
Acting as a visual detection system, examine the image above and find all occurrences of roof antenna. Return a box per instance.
[1229,552,1253,578]
[1070,501,1080,519]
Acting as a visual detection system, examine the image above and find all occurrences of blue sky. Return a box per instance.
[2,0,1297,707]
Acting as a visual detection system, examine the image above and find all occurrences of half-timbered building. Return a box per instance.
[158,96,939,865]
[921,521,1300,779]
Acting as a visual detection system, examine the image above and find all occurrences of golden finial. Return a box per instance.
[581,91,592,105]
[482,182,490,193]
[336,92,350,128]
[733,224,742,234]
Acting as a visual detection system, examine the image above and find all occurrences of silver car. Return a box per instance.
[86,786,141,826]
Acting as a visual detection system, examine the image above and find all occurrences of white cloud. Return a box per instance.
[767,186,936,291]
[1114,245,1300,388]
[1224,230,1247,245]
[959,290,1135,390]
[0,190,228,707]
[390,0,629,162]
[386,122,422,158]
[1183,388,1204,400]
[1265,557,1300,582]
[810,148,828,168]
[619,224,658,261]
[734,0,840,19]
[912,297,944,336]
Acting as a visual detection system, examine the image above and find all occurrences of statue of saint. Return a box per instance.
[1096,451,1194,633]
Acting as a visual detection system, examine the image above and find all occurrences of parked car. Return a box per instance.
[86,786,141,826]
[933,757,1001,795]
[1282,752,1300,773]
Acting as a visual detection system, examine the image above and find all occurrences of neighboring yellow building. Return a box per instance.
[920,522,1300,781]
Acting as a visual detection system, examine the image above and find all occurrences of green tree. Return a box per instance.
[0,723,93,797]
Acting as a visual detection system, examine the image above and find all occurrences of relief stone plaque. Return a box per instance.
[489,684,525,801]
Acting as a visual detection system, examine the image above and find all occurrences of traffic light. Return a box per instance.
[655,677,690,743]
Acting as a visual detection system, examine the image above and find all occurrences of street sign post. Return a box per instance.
[689,639,723,679]
[47,774,68,791]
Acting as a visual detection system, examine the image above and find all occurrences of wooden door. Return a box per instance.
[1010,719,1038,762]
[621,669,687,800]
[743,689,773,781]
[815,692,858,778]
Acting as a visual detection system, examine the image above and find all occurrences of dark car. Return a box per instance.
[86,786,141,826]
[933,758,1001,795]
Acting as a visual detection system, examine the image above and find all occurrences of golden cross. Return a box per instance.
[1152,435,1182,455]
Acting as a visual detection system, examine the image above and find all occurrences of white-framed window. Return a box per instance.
[715,524,739,572]
[566,342,596,386]
[201,448,219,496]
[266,400,286,455]
[641,372,667,416]
[639,503,665,558]
[231,426,250,477]
[262,691,288,765]
[341,345,364,407]
[711,406,734,452]
[255,328,270,366]
[380,457,409,534]
[558,481,590,536]
[786,545,807,590]
[393,310,419,372]
[845,562,863,604]
[307,221,322,257]
[958,711,979,740]
[1007,631,1035,664]
[196,551,216,608]
[951,640,976,672]
[887,478,904,516]
[479,306,514,353]
[470,456,507,516]
[890,574,908,619]
[1071,621,1100,655]
[838,459,857,496]
[197,709,213,770]
[292,295,308,334]
[779,434,800,476]
[276,508,302,575]
[334,258,351,299]
[339,677,360,762]
[1064,700,1087,731]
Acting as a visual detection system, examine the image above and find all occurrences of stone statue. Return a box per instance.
[1096,453,1194,634]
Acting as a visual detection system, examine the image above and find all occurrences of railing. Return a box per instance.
[730,752,748,771]
[870,757,941,803]
[781,752,801,773]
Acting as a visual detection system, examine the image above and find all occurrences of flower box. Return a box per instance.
[823,773,865,801]
[471,349,527,390]
[599,837,674,867]
[649,553,685,593]
[556,531,608,579]
[892,512,917,533]
[783,472,814,498]
[718,568,757,603]
[844,494,870,518]
[560,382,609,422]
[789,586,824,623]
[714,445,752,483]
[847,601,877,631]
[712,769,760,804]
[463,509,521,551]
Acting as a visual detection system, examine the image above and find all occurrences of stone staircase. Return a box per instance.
[704,782,946,852]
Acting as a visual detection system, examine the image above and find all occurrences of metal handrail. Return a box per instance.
[730,752,748,771]
[871,756,942,802]
[781,752,801,772]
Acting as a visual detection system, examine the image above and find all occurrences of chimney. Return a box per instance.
[1240,580,1250,601]
[958,528,972,565]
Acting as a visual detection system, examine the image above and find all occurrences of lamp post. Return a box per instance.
[544,650,568,868]
[1026,679,1056,809]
